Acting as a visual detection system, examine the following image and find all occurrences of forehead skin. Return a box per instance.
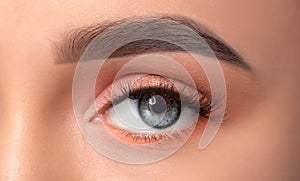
[0,0,299,180]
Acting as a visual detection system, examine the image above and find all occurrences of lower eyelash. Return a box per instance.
[101,110,198,145]
[102,117,167,144]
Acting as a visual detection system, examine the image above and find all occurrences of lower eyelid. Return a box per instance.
[99,111,200,145]
[95,104,200,146]
[102,114,167,144]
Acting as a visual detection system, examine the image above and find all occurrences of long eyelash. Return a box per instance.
[109,74,212,118]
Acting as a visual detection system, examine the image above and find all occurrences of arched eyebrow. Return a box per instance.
[52,16,251,70]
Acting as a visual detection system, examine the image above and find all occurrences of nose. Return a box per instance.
[0,105,79,180]
[0,108,35,180]
[0,48,80,180]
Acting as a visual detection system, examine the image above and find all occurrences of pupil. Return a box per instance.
[136,90,181,129]
[148,95,167,114]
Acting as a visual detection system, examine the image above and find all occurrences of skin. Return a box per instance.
[0,0,299,180]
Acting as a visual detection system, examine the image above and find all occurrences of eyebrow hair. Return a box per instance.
[53,16,250,70]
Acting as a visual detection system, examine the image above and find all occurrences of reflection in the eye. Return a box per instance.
[90,74,212,145]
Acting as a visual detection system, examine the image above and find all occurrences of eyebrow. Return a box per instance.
[53,16,250,70]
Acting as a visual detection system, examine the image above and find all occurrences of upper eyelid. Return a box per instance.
[86,73,204,117]
[97,73,200,100]
[53,16,251,70]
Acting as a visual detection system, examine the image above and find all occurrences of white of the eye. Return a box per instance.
[106,98,198,134]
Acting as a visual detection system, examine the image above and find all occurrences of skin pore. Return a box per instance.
[0,0,299,180]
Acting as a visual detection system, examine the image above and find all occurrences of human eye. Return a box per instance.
[89,73,211,145]
[73,49,226,164]
[71,17,230,164]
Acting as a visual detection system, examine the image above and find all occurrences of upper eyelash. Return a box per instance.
[108,74,212,118]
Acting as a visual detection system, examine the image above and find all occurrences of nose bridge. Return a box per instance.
[0,59,50,179]
[0,104,64,180]
[0,87,77,181]
[0,23,39,178]
[0,109,30,180]
[0,18,33,179]
[0,28,78,180]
